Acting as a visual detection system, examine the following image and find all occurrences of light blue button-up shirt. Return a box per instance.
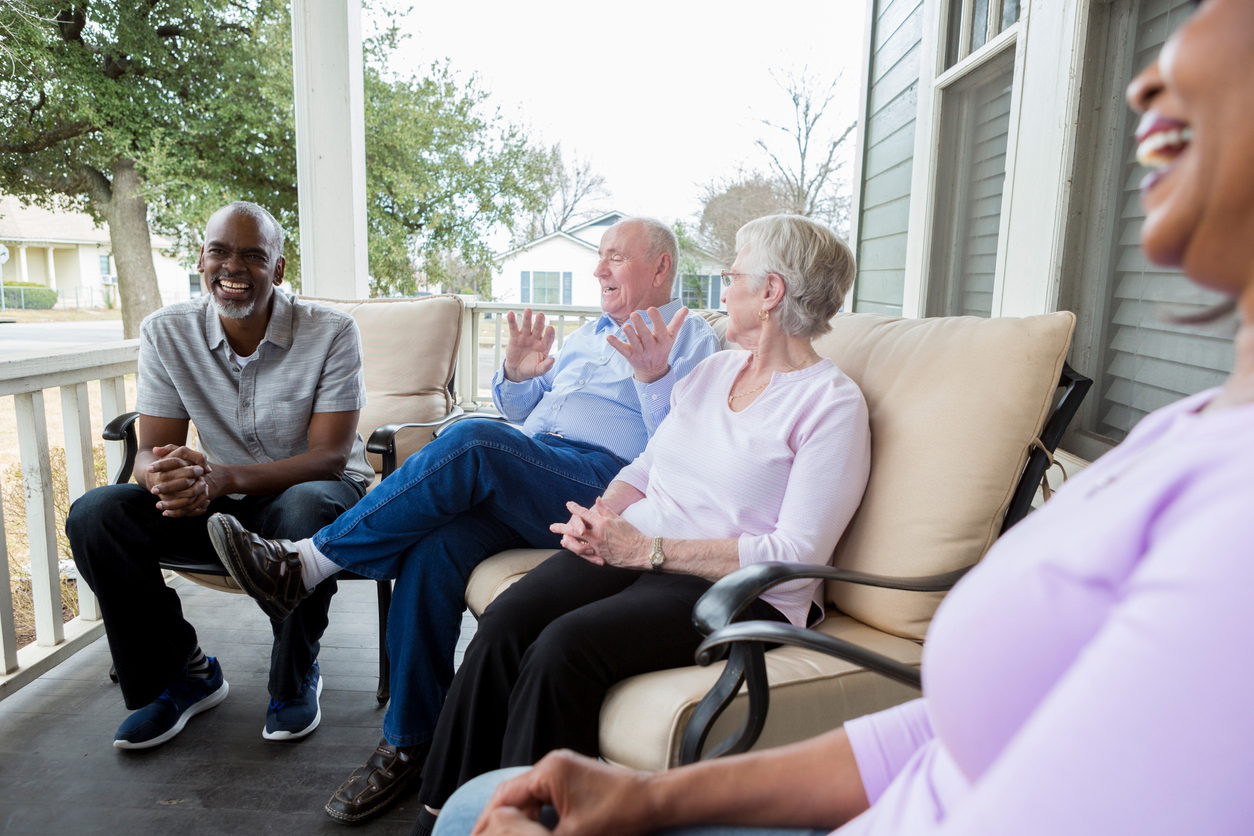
[491,299,722,462]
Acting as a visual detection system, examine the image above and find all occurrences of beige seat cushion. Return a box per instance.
[466,549,560,616]
[599,615,922,771]
[814,312,1074,640]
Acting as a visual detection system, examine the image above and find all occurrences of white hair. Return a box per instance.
[734,215,856,339]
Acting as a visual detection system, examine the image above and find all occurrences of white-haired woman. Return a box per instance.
[406,215,871,835]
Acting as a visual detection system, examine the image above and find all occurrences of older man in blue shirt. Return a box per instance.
[207,217,721,824]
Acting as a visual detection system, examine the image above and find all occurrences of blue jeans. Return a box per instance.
[434,768,830,836]
[311,419,626,746]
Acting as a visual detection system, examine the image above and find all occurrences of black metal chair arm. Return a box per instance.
[367,406,465,477]
[696,620,922,690]
[104,411,140,485]
[692,561,973,636]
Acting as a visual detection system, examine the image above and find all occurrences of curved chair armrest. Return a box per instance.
[692,561,973,636]
[367,406,465,478]
[431,410,513,439]
[696,620,922,690]
[103,411,140,486]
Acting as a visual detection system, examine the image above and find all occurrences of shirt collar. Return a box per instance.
[202,288,295,353]
[595,297,685,335]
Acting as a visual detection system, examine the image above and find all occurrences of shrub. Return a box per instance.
[1,282,57,310]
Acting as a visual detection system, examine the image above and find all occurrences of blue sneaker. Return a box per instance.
[113,658,229,750]
[263,660,323,740]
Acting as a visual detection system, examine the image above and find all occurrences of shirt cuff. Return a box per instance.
[844,699,934,805]
[634,367,675,424]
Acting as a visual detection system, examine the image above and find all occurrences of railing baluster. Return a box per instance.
[0,503,17,674]
[60,382,100,621]
[457,302,477,411]
[100,375,128,482]
[469,308,482,404]
[556,315,566,350]
[14,390,63,647]
[493,313,503,382]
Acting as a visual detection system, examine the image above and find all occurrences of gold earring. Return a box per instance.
[758,309,769,322]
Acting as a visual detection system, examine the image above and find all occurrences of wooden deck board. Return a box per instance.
[0,579,478,835]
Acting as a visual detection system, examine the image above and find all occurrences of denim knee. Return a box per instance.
[267,480,360,537]
[433,767,532,836]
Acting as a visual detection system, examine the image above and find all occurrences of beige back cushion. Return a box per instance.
[814,311,1074,639]
[309,295,463,474]
[695,309,1074,640]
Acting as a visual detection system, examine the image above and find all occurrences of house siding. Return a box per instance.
[854,0,925,317]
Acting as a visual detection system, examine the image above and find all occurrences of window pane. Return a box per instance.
[1092,0,1231,442]
[533,271,560,305]
[680,275,709,309]
[1000,0,1020,31]
[928,47,1014,318]
[945,0,964,69]
[971,0,990,52]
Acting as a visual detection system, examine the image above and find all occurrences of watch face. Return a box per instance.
[650,552,663,566]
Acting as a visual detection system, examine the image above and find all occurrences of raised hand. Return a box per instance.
[606,306,688,384]
[504,308,557,382]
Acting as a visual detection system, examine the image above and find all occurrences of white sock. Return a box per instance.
[295,539,342,591]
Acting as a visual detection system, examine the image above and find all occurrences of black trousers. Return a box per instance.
[417,550,789,809]
[67,478,365,709]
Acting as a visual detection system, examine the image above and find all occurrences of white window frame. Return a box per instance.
[892,0,1096,320]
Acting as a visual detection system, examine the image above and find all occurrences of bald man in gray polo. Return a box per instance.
[68,202,370,750]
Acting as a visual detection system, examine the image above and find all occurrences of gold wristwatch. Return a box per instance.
[649,537,666,573]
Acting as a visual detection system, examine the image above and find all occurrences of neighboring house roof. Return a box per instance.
[494,228,600,263]
[0,194,172,247]
[495,210,628,262]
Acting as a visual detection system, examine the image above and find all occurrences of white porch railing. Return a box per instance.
[0,299,603,700]
[453,300,605,411]
[0,342,138,700]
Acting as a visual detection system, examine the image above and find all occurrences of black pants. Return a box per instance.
[67,478,365,709]
[416,550,789,809]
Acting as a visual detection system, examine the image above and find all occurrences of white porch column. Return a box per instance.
[291,0,370,300]
[44,247,56,291]
[17,246,28,284]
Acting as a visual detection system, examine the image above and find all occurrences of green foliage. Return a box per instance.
[0,2,547,300]
[0,282,57,309]
[363,24,548,296]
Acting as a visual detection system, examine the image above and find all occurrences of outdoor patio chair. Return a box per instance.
[102,294,466,704]
[463,309,1090,770]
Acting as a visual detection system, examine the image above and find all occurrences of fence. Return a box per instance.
[0,343,137,699]
[451,300,605,411]
[0,298,610,700]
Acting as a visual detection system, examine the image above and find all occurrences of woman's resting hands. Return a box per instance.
[551,499,651,570]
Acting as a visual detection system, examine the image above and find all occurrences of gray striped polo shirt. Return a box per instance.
[136,290,373,486]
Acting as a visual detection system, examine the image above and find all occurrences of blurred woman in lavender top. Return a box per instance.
[432,2,1254,835]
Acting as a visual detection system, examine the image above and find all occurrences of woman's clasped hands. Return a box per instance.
[550,498,651,570]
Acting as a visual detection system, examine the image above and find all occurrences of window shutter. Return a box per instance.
[562,272,572,305]
[521,271,530,304]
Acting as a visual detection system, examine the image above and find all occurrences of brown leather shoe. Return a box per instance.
[325,738,430,824]
[207,513,308,622]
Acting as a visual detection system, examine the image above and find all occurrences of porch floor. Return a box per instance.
[0,579,477,835]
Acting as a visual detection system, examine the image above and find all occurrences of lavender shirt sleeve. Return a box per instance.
[845,699,936,805]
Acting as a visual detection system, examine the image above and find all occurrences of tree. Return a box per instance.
[363,40,550,296]
[696,172,785,265]
[755,67,857,235]
[0,0,297,338]
[515,143,608,244]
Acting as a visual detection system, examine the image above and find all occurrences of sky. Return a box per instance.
[375,0,867,242]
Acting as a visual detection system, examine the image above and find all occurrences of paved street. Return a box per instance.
[0,320,127,356]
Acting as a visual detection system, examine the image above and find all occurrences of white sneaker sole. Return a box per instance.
[263,674,324,741]
[114,679,230,750]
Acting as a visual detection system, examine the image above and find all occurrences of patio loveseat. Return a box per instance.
[462,309,1089,770]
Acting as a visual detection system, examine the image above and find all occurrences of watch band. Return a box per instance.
[650,537,665,573]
